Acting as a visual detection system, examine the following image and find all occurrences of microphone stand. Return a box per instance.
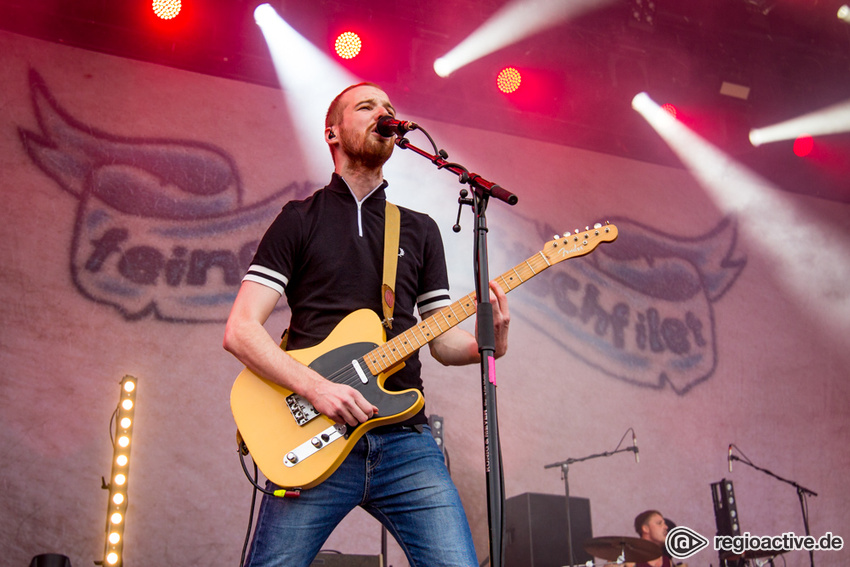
[544,440,638,567]
[730,454,818,567]
[394,133,517,567]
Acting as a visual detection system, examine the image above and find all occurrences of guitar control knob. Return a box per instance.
[311,437,323,448]
[321,433,331,442]
[286,452,298,464]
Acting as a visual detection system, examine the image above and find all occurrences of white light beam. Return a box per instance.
[633,92,850,334]
[434,0,615,78]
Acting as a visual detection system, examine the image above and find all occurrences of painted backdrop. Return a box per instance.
[2,31,849,566]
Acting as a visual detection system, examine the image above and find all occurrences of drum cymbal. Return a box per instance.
[584,536,663,563]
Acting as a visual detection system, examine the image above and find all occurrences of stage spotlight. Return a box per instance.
[748,99,850,146]
[334,31,362,59]
[433,57,452,78]
[101,375,138,567]
[253,2,358,179]
[839,5,850,23]
[632,92,850,334]
[254,3,276,25]
[497,67,522,93]
[793,135,814,157]
[433,0,614,77]
[152,0,181,20]
[661,103,677,118]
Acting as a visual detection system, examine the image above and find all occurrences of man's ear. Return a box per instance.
[326,127,337,141]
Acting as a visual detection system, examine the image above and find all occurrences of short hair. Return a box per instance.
[325,82,383,128]
[634,510,662,535]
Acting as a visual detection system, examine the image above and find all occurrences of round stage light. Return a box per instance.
[152,0,181,20]
[335,32,362,59]
[497,67,522,94]
[434,57,452,78]
[793,135,813,157]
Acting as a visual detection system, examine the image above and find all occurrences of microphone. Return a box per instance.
[376,115,418,138]
[728,444,733,473]
[632,430,640,464]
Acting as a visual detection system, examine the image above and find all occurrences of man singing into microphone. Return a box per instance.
[224,82,510,566]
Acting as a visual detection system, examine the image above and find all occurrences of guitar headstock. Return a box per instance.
[542,222,618,264]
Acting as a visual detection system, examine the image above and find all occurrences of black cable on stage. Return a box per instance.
[236,441,301,567]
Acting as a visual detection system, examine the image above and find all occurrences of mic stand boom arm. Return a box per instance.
[394,137,518,206]
[544,445,638,567]
[730,454,818,567]
[394,135,517,567]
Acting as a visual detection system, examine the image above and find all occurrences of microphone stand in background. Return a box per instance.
[393,128,518,567]
[544,428,640,567]
[729,446,818,567]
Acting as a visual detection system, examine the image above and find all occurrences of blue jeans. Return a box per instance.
[245,425,478,567]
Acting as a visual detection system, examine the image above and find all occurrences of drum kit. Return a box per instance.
[582,535,665,565]
[579,535,786,566]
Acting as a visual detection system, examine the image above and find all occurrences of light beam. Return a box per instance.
[254,3,358,179]
[749,99,850,146]
[433,0,615,77]
[633,92,850,334]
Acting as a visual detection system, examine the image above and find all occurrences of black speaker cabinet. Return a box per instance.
[505,492,593,567]
[310,552,382,567]
[29,555,72,567]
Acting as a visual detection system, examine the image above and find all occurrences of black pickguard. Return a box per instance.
[308,342,420,433]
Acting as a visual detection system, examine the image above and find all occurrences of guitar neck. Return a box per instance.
[361,247,553,376]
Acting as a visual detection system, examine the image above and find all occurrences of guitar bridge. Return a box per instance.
[285,393,320,426]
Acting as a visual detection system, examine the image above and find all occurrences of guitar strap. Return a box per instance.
[382,201,400,329]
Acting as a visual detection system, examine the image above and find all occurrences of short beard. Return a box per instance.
[340,131,393,170]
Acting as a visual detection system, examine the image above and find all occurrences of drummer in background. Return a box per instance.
[626,510,671,567]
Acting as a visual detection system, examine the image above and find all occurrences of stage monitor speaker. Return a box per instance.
[310,552,382,567]
[505,492,593,567]
[29,555,71,567]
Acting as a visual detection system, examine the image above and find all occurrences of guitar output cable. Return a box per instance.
[236,438,300,567]
[237,440,301,498]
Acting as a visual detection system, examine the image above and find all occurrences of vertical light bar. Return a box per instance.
[102,375,138,567]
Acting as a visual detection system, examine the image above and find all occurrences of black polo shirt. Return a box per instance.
[244,174,451,422]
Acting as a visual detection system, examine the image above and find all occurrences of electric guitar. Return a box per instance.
[231,222,618,489]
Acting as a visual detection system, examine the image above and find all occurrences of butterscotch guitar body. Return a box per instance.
[231,309,424,489]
